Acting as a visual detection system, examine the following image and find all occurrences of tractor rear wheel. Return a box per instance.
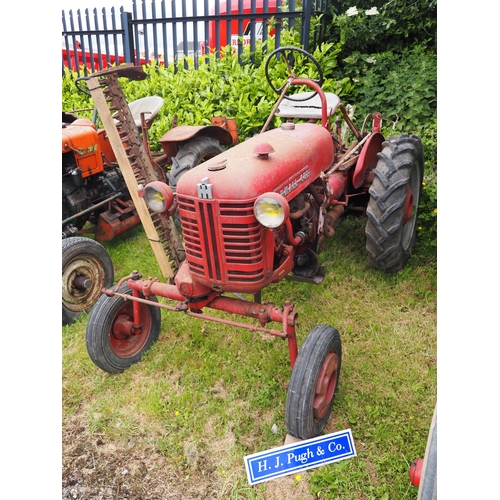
[62,237,114,325]
[365,134,424,272]
[167,136,224,191]
[86,284,161,373]
[286,325,342,439]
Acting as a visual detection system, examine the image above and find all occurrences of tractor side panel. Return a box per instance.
[97,129,116,164]
[62,119,106,178]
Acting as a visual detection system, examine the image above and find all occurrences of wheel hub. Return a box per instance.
[112,313,136,340]
[313,351,338,421]
[73,275,92,290]
[109,304,149,358]
[403,184,414,225]
[62,256,105,311]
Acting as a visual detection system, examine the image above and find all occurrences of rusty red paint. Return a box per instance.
[94,200,141,241]
[313,351,338,421]
[409,458,423,487]
[352,132,384,189]
[110,309,150,357]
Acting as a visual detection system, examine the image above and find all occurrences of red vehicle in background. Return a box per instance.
[63,0,281,70]
[208,0,278,51]
[63,41,154,73]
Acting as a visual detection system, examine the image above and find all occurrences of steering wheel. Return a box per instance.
[264,46,324,101]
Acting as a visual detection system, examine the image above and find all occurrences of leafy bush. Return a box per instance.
[316,1,438,258]
[62,42,351,145]
[325,0,437,54]
[62,68,94,117]
[344,44,436,257]
[62,32,437,257]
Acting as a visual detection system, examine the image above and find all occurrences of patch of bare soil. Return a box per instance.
[62,412,314,500]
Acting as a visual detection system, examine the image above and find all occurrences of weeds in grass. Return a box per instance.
[62,218,436,499]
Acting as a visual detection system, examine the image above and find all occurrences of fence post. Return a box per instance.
[301,0,311,51]
[121,11,134,63]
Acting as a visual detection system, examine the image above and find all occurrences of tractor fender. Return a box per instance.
[159,125,233,162]
[160,125,233,146]
[352,132,385,189]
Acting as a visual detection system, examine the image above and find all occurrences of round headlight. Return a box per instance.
[143,181,174,213]
[254,192,289,228]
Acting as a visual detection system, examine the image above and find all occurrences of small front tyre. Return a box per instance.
[86,284,161,373]
[286,325,342,439]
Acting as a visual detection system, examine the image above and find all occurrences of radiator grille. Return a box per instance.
[178,196,266,285]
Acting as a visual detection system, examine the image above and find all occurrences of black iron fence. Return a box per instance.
[62,0,337,76]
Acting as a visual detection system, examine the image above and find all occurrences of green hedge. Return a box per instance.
[62,38,436,260]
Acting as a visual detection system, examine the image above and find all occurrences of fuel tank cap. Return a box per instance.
[207,158,227,171]
[281,120,295,130]
[252,142,275,159]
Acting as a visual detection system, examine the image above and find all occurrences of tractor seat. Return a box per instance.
[276,92,340,120]
[113,95,164,129]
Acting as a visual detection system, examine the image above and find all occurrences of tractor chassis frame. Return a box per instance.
[105,271,300,368]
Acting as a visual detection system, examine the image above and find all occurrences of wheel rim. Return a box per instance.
[313,350,339,422]
[109,301,153,358]
[401,163,421,251]
[62,254,107,312]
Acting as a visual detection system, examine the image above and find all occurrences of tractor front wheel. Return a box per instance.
[365,134,424,272]
[86,284,161,373]
[62,237,114,325]
[286,325,342,439]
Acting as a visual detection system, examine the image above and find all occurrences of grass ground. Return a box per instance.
[62,217,436,499]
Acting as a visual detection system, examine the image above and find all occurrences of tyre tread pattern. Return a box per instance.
[85,284,161,373]
[167,136,223,191]
[286,325,342,439]
[365,134,424,272]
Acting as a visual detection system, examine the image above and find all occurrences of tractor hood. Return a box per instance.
[176,122,334,201]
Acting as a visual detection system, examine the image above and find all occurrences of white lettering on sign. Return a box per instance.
[287,447,314,464]
[244,428,357,485]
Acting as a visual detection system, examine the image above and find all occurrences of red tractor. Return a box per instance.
[85,47,423,439]
[62,79,235,325]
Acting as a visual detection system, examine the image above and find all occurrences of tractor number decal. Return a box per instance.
[278,168,310,197]
[77,144,98,156]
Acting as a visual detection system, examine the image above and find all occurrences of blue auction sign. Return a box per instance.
[244,429,356,485]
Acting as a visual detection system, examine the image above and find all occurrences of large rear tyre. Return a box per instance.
[365,134,424,272]
[62,237,114,325]
[167,136,224,192]
[286,325,342,439]
[86,284,161,373]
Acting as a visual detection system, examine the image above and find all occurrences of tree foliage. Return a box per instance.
[324,0,437,54]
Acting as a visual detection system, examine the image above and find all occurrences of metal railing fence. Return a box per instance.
[62,0,337,77]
